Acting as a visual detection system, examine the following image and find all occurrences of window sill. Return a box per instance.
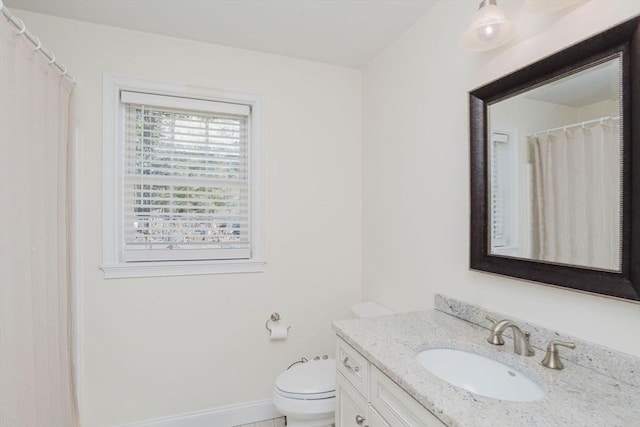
[101,259,266,279]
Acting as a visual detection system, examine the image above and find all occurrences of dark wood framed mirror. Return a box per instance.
[469,16,640,301]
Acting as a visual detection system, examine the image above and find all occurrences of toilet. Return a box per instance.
[272,302,393,427]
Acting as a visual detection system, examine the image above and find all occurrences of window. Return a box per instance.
[489,129,518,255]
[102,76,264,278]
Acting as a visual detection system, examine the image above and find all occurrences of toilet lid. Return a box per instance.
[275,358,336,400]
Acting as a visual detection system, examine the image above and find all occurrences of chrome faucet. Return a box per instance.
[486,316,535,356]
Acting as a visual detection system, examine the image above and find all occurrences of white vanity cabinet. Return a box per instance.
[335,338,446,427]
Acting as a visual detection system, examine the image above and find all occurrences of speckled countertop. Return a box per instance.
[332,296,640,427]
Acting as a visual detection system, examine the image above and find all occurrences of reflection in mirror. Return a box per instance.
[487,56,622,272]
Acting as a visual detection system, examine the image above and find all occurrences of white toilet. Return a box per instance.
[272,302,393,427]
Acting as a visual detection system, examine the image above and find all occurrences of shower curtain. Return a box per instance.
[0,16,78,427]
[528,122,621,271]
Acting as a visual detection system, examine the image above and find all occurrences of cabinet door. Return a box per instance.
[336,373,369,427]
[369,366,446,427]
[337,373,390,427]
[367,407,390,427]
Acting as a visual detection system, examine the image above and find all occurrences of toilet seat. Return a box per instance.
[274,387,335,400]
[274,358,335,401]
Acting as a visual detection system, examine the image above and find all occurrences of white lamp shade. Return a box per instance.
[525,0,581,13]
[460,4,515,51]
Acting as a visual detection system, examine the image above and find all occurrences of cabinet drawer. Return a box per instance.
[336,337,370,399]
[370,365,446,427]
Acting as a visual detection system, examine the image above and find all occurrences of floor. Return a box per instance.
[237,417,286,427]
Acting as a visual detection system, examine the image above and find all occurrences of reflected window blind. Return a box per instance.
[121,91,251,262]
[490,131,510,248]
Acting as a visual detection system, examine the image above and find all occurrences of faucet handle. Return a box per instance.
[541,340,576,370]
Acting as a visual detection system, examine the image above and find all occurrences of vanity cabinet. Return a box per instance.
[336,338,446,427]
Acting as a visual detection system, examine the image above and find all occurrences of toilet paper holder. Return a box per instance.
[265,312,291,332]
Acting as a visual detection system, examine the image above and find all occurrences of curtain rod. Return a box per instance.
[528,115,620,137]
[0,0,76,84]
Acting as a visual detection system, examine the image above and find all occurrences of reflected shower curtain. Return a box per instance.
[0,17,78,427]
[528,122,621,271]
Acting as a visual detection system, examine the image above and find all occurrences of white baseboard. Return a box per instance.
[116,399,282,427]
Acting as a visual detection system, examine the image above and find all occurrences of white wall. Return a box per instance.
[362,0,640,356]
[15,10,362,427]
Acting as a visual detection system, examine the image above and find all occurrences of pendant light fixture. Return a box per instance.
[460,0,515,52]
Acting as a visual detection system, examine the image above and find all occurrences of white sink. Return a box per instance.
[416,348,545,402]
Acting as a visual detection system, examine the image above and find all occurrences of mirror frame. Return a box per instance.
[469,17,640,302]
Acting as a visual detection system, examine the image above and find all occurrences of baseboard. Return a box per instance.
[116,399,282,427]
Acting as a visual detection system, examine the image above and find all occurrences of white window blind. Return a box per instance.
[490,131,510,248]
[121,91,251,262]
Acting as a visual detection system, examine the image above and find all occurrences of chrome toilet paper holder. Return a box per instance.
[265,312,291,332]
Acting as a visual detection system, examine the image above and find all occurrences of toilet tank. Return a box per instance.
[350,301,394,318]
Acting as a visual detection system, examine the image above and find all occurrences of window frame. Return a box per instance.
[102,75,265,278]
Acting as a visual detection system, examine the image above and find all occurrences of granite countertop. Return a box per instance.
[332,300,640,427]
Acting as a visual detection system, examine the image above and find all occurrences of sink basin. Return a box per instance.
[416,348,545,402]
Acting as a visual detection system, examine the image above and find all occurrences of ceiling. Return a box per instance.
[523,57,620,107]
[5,0,438,68]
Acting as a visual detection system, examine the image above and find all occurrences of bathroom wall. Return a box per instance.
[14,10,362,427]
[362,0,640,357]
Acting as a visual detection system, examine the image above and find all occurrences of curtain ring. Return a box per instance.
[15,18,26,35]
[60,65,67,76]
[32,36,42,51]
[49,53,56,64]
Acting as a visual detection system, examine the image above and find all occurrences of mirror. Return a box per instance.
[469,17,640,301]
[488,56,622,271]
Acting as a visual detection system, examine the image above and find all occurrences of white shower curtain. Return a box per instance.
[0,16,78,427]
[528,122,621,271]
